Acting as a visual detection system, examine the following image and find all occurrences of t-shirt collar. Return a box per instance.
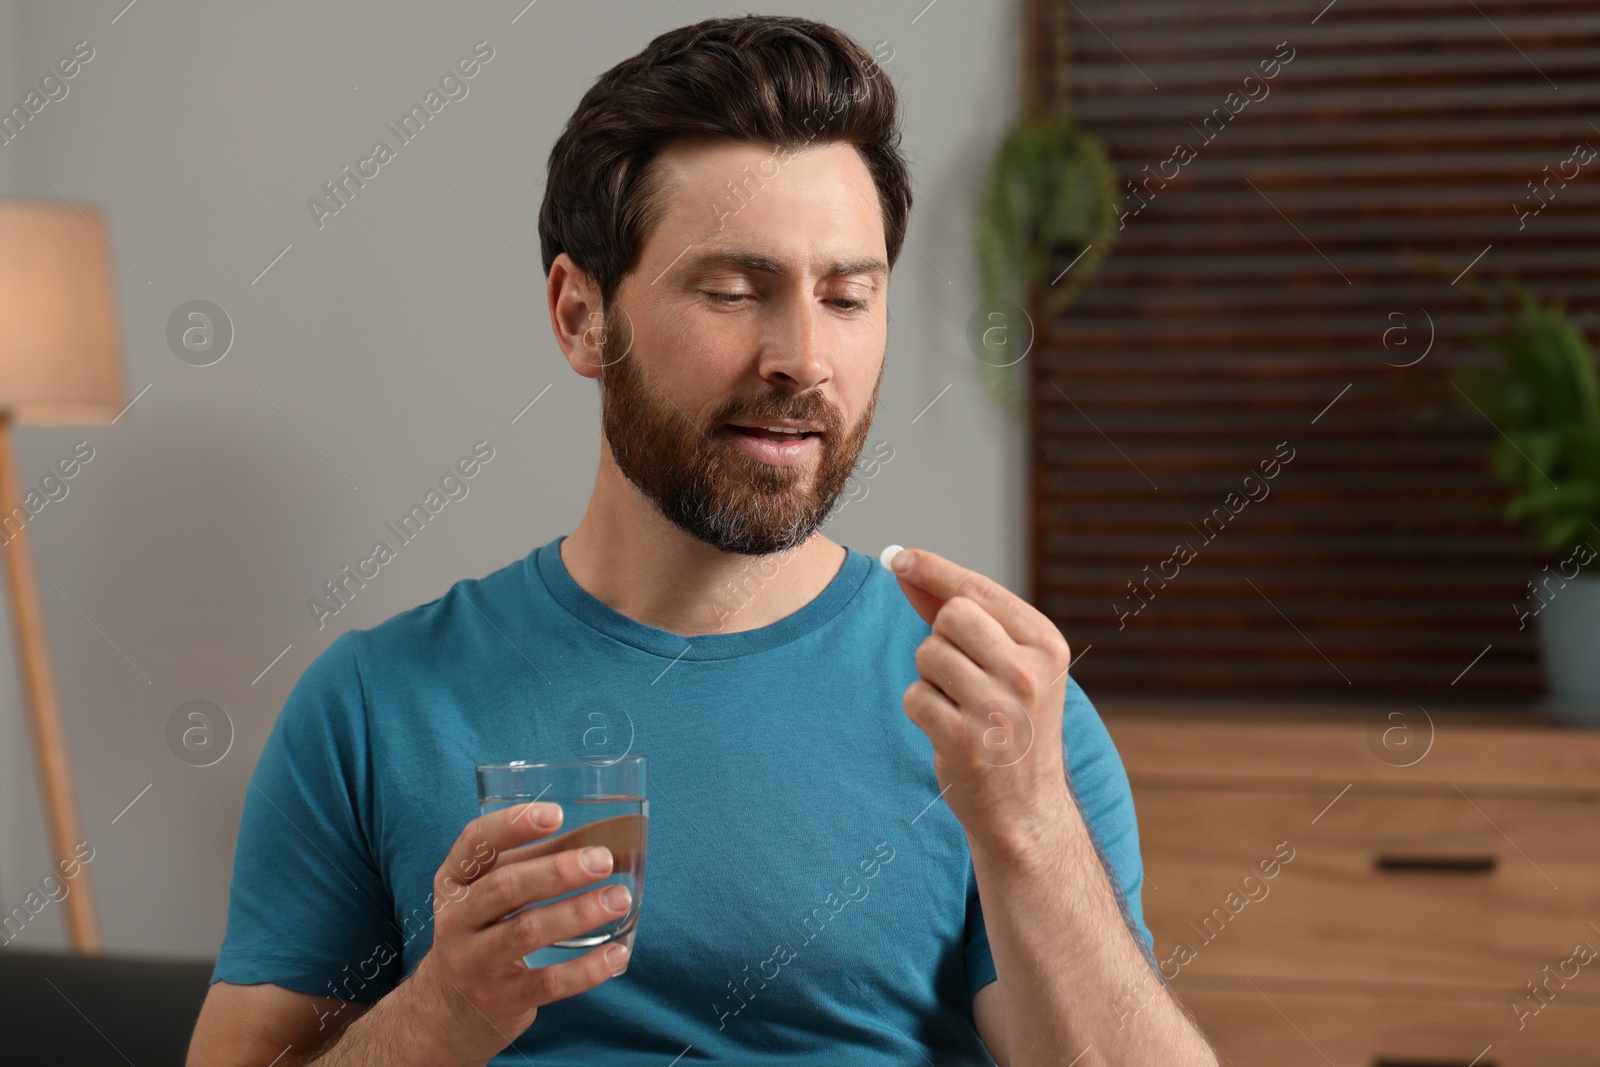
[530,534,871,660]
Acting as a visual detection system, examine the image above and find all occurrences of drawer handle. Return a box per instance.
[1374,1059,1498,1067]
[1373,854,1497,874]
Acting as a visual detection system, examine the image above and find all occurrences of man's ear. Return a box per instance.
[548,253,609,380]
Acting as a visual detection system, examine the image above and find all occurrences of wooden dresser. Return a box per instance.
[1101,701,1600,1067]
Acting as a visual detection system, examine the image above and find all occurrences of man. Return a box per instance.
[188,14,1218,1066]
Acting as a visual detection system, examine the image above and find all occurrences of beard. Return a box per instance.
[596,304,883,556]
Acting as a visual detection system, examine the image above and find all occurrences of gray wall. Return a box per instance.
[0,0,1027,958]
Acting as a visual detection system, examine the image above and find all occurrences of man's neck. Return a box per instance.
[559,467,848,637]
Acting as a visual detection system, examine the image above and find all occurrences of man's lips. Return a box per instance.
[720,424,824,465]
[724,424,823,441]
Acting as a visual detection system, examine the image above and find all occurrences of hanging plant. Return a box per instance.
[973,0,1120,414]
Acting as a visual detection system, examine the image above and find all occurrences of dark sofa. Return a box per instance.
[0,949,213,1065]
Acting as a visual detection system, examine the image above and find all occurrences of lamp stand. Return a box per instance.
[0,409,100,951]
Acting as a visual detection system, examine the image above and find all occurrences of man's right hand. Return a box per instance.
[187,800,633,1067]
[401,800,637,1065]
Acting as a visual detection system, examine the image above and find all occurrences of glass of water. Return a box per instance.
[475,755,648,969]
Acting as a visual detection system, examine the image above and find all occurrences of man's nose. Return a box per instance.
[760,294,833,392]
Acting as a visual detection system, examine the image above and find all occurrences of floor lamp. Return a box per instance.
[0,199,124,952]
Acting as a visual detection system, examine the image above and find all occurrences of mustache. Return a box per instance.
[717,403,840,433]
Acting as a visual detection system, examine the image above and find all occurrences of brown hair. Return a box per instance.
[538,15,912,311]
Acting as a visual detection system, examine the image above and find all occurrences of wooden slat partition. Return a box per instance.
[1033,0,1600,699]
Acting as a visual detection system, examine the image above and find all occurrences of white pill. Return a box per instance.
[879,544,905,572]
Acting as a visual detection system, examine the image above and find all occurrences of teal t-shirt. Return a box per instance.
[212,535,1152,1065]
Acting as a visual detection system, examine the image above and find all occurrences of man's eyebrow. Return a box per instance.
[680,250,888,279]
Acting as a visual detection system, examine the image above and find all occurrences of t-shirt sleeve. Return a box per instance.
[964,676,1153,996]
[209,629,402,1002]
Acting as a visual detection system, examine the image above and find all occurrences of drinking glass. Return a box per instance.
[475,755,648,968]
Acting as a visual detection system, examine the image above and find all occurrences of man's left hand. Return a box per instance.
[886,546,1074,844]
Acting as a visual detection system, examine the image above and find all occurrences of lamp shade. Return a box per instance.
[0,199,124,424]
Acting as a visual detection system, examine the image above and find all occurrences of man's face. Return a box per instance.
[594,138,889,556]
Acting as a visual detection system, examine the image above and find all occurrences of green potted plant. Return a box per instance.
[1453,280,1600,719]
[973,0,1118,414]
